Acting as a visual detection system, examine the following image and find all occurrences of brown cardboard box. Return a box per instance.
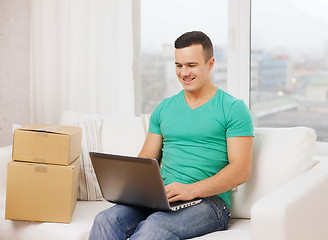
[12,124,82,165]
[5,157,80,223]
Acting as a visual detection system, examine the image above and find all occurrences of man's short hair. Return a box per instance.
[174,31,214,61]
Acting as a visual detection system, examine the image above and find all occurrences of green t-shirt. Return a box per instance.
[148,89,254,207]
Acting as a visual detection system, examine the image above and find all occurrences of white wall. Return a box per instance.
[0,0,30,147]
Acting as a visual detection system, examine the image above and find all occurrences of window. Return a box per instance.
[140,0,228,114]
[250,0,328,142]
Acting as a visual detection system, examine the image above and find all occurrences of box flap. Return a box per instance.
[17,124,81,135]
[19,124,52,131]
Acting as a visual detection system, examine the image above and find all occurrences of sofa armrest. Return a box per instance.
[0,145,12,196]
[251,162,328,240]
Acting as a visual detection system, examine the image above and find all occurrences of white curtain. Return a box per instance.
[30,0,135,123]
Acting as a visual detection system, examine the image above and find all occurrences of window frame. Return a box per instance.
[134,0,327,146]
[227,0,251,107]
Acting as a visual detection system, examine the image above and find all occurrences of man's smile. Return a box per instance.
[182,77,195,83]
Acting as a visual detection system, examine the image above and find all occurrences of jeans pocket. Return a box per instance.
[208,196,231,230]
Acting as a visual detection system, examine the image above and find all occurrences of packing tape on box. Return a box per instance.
[36,132,48,137]
[35,125,60,137]
[36,125,60,132]
[35,165,48,173]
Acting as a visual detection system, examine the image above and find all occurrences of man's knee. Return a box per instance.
[89,208,124,240]
[93,210,107,225]
[93,207,119,227]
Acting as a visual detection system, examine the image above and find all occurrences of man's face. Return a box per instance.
[175,44,214,93]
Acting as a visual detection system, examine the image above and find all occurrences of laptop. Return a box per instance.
[89,152,202,211]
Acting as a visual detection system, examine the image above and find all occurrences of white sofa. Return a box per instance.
[1,111,328,240]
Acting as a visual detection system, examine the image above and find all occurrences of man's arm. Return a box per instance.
[138,133,163,160]
[165,136,253,202]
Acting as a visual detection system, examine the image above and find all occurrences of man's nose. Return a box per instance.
[181,66,190,77]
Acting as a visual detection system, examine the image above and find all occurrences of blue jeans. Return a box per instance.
[88,196,231,240]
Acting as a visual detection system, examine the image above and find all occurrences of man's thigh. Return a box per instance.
[132,196,231,239]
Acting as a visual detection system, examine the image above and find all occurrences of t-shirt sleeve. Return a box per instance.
[226,100,254,138]
[148,103,162,135]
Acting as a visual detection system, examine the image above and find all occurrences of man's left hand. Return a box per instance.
[164,182,197,202]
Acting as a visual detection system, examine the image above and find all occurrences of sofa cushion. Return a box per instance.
[0,146,12,196]
[230,127,317,219]
[74,119,103,201]
[60,111,147,200]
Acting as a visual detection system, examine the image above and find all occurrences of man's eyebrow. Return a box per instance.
[175,62,198,65]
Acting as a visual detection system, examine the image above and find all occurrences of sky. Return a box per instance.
[141,0,228,53]
[141,0,328,58]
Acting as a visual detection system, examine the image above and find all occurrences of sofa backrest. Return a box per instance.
[230,127,316,218]
[135,113,317,218]
[60,111,147,156]
[60,111,317,218]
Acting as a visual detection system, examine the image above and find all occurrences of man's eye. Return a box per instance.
[176,65,182,68]
[189,65,196,68]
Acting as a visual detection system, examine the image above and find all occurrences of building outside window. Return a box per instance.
[250,0,328,142]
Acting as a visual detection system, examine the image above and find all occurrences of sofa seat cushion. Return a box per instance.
[0,197,113,240]
[193,219,250,240]
[1,195,250,240]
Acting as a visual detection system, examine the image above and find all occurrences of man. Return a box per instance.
[89,31,254,240]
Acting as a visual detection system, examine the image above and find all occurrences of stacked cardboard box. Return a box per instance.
[5,124,82,223]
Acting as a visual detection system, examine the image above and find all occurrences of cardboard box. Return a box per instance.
[5,157,80,223]
[13,124,82,165]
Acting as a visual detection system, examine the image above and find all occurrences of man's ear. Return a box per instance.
[208,57,215,70]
